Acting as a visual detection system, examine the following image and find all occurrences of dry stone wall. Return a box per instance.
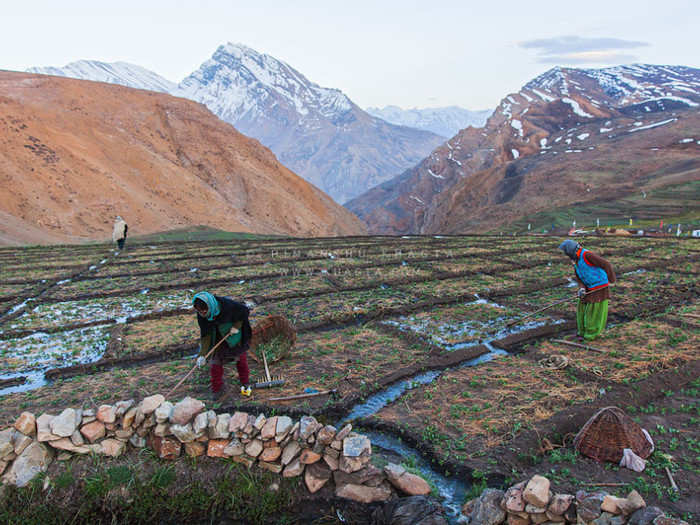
[0,395,430,504]
[461,474,688,525]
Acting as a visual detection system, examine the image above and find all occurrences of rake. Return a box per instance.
[253,345,285,389]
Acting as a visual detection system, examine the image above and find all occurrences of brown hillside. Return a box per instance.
[0,71,365,245]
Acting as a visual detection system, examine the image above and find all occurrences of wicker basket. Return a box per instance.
[250,315,296,361]
[573,406,652,463]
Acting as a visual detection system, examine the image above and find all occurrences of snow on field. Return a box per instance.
[511,149,520,159]
[520,91,534,102]
[540,138,548,148]
[628,118,677,132]
[410,195,425,205]
[600,127,613,133]
[428,169,444,179]
[507,96,519,104]
[577,133,590,140]
[565,149,583,153]
[562,97,593,118]
[679,138,695,143]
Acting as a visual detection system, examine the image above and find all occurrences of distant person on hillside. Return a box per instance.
[112,216,128,250]
[558,240,616,341]
[192,291,252,398]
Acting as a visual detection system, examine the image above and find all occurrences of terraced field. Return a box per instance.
[0,234,698,519]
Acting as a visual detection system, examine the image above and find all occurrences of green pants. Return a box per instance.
[577,300,608,341]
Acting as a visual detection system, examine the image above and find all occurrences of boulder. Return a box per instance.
[261,416,278,440]
[232,455,254,468]
[47,437,90,454]
[155,402,173,423]
[36,414,58,442]
[304,462,331,493]
[602,495,628,515]
[468,488,506,525]
[339,454,370,473]
[299,448,322,464]
[122,407,138,429]
[209,413,230,440]
[207,439,230,458]
[623,490,646,514]
[171,397,205,425]
[229,411,248,432]
[100,439,125,457]
[193,412,209,435]
[547,494,573,516]
[1,442,53,487]
[299,416,319,440]
[281,441,301,465]
[336,482,392,503]
[259,461,283,474]
[96,405,117,424]
[523,476,550,508]
[628,507,665,525]
[384,463,431,496]
[282,458,305,478]
[333,464,384,486]
[80,421,106,443]
[253,414,266,431]
[154,423,170,437]
[579,494,605,522]
[343,435,371,457]
[14,412,36,436]
[114,399,134,418]
[504,483,528,512]
[223,438,244,456]
[317,425,336,445]
[148,435,181,459]
[323,452,339,471]
[245,439,263,458]
[70,430,85,446]
[170,423,197,443]
[0,429,15,458]
[49,408,79,438]
[260,446,282,462]
[140,394,164,414]
[275,416,293,442]
[13,433,33,456]
[372,495,449,525]
[184,441,206,457]
[335,423,352,441]
[507,514,531,525]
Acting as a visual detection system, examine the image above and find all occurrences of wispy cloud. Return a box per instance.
[519,35,649,64]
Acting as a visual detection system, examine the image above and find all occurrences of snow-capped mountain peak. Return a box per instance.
[177,42,353,125]
[26,60,177,93]
[365,105,492,138]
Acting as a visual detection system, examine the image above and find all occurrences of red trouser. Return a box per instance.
[209,347,249,392]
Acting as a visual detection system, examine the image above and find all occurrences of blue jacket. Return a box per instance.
[574,248,609,291]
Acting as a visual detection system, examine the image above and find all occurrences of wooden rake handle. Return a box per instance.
[165,326,238,398]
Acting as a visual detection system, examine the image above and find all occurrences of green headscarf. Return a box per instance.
[192,291,220,321]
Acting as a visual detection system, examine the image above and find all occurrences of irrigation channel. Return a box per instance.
[335,302,558,524]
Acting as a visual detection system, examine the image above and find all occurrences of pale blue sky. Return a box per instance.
[3,0,698,109]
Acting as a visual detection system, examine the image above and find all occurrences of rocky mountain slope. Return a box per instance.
[27,45,444,204]
[347,64,700,234]
[0,71,365,245]
[176,43,444,203]
[27,60,177,94]
[365,105,492,138]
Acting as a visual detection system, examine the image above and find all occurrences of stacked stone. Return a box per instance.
[461,474,688,525]
[0,396,430,503]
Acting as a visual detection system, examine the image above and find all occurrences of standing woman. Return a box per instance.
[192,291,252,398]
[558,240,616,341]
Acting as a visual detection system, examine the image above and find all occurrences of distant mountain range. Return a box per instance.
[365,105,492,138]
[27,60,177,93]
[346,64,700,234]
[28,44,444,204]
[0,71,365,245]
